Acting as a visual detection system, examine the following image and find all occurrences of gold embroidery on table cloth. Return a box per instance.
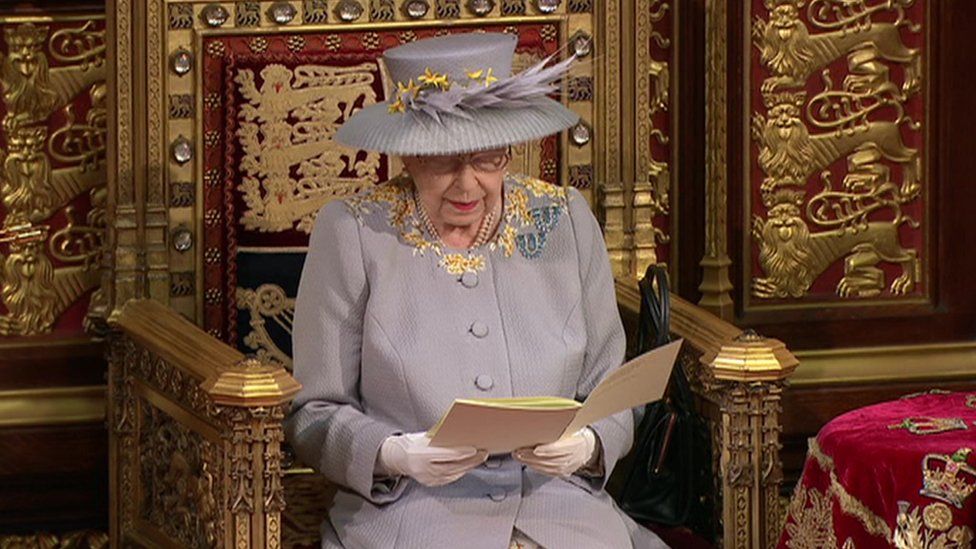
[894,501,974,549]
[783,484,838,549]
[806,438,893,540]
[343,173,567,276]
[888,417,970,436]
[920,448,976,509]
[922,502,953,532]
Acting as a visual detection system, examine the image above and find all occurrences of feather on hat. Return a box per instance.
[334,33,579,156]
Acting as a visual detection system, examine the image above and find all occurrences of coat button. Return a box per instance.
[485,457,502,469]
[488,489,506,502]
[460,271,479,288]
[470,321,489,338]
[475,374,494,391]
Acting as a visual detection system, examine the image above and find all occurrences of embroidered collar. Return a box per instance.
[344,173,568,275]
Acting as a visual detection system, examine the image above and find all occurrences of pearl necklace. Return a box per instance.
[413,190,500,249]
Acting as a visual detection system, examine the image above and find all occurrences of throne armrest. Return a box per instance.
[106,299,300,548]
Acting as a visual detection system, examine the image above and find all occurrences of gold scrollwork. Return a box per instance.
[48,82,107,171]
[49,20,107,70]
[236,63,382,234]
[237,284,295,369]
[751,0,924,301]
[48,189,106,269]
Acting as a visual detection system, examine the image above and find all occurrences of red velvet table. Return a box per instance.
[778,391,976,548]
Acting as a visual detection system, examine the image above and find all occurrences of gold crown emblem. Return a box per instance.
[920,448,976,509]
[762,90,806,110]
[889,417,969,436]
[3,23,48,49]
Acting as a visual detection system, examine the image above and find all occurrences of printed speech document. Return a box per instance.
[427,339,683,453]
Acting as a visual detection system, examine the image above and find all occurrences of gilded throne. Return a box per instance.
[99,1,797,547]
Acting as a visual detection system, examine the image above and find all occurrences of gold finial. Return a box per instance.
[704,330,798,381]
[202,357,301,407]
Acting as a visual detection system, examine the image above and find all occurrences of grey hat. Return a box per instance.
[334,32,579,156]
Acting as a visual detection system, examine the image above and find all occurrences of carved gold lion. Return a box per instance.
[753,92,919,191]
[753,202,919,299]
[753,0,920,95]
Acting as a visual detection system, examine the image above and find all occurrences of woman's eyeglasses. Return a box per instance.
[417,149,511,175]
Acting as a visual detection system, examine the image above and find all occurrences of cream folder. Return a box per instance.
[427,339,684,453]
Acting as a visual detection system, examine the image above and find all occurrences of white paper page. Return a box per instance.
[562,339,683,436]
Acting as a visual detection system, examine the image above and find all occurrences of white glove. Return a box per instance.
[513,427,599,477]
[376,432,488,487]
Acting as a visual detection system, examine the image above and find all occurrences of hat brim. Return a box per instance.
[334,97,579,156]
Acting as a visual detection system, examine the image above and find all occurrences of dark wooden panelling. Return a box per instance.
[0,424,108,533]
[674,0,707,301]
[0,339,105,390]
[0,338,107,535]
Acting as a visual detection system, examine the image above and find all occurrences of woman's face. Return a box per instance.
[402,148,509,231]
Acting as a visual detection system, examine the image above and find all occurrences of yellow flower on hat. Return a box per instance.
[418,67,450,90]
[397,78,420,99]
[466,69,484,80]
[388,96,406,113]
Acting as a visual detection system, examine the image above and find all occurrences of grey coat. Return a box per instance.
[285,174,669,549]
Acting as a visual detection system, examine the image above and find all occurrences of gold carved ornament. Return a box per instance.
[0,531,108,548]
[633,0,672,277]
[750,0,924,301]
[139,403,220,548]
[0,21,106,335]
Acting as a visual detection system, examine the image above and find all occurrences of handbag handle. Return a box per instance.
[637,265,671,353]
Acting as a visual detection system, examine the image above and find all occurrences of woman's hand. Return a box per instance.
[513,427,599,477]
[376,432,488,487]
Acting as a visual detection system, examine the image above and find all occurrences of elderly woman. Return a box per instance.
[285,33,668,549]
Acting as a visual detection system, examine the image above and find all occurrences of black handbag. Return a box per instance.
[617,265,716,541]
